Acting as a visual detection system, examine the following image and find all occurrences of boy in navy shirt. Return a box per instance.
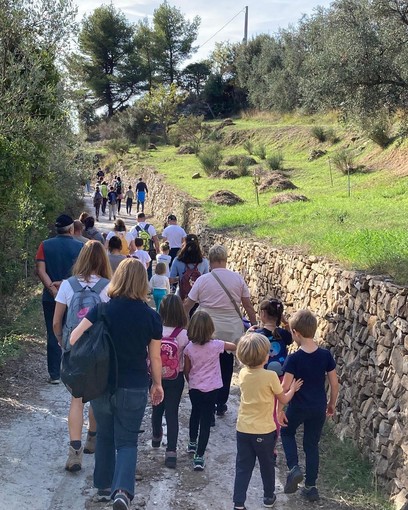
[279,309,339,502]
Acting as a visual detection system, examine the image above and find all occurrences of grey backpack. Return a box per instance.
[62,276,110,350]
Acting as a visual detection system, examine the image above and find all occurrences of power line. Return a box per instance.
[198,7,246,49]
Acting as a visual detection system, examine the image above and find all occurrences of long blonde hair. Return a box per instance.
[108,258,149,301]
[72,240,112,281]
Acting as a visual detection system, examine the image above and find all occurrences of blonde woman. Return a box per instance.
[69,259,164,509]
[53,241,112,472]
[105,218,135,256]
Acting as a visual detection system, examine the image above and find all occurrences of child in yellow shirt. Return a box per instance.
[233,333,302,510]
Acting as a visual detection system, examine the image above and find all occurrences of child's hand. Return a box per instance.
[290,378,303,392]
[247,325,258,333]
[326,403,336,417]
[278,410,288,427]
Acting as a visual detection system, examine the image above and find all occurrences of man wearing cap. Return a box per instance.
[162,214,187,265]
[35,215,83,384]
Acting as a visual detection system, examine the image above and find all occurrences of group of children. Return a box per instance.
[152,293,339,509]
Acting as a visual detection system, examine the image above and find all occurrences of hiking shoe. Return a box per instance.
[65,445,83,472]
[113,491,130,510]
[187,441,197,454]
[84,433,96,454]
[93,489,111,502]
[164,451,177,469]
[47,377,60,384]
[216,404,228,416]
[193,454,205,471]
[284,465,303,493]
[263,494,277,507]
[233,506,247,510]
[301,486,320,502]
[152,436,162,448]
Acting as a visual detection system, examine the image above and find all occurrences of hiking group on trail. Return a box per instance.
[34,174,339,510]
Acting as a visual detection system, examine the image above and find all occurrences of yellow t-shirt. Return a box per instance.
[236,367,283,434]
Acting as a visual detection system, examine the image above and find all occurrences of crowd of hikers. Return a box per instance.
[34,173,339,510]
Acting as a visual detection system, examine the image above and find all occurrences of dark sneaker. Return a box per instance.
[151,436,162,448]
[93,489,111,502]
[301,486,320,502]
[113,491,130,510]
[165,451,177,469]
[284,465,303,494]
[187,441,197,454]
[263,494,277,507]
[193,454,205,471]
[216,404,228,416]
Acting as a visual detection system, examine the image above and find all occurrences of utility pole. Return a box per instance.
[243,6,248,44]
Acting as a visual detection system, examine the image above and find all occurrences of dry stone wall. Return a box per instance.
[146,171,408,509]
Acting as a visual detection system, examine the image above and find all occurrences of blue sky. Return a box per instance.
[76,0,332,60]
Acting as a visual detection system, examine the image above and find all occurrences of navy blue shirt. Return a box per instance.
[283,347,336,409]
[86,297,162,388]
[36,235,83,302]
[256,326,292,370]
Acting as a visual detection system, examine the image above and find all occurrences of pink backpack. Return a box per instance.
[160,327,183,380]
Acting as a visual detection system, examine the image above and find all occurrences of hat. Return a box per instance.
[167,214,177,221]
[55,214,74,228]
[267,361,283,376]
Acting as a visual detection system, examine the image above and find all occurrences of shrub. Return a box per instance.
[331,149,355,174]
[137,134,150,151]
[267,151,284,171]
[325,128,340,144]
[243,139,254,155]
[367,121,392,148]
[106,138,130,155]
[198,144,222,176]
[168,129,181,147]
[254,143,267,160]
[236,157,250,177]
[311,126,327,142]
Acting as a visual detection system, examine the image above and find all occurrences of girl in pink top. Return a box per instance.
[184,311,236,471]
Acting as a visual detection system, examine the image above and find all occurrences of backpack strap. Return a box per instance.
[169,327,183,339]
[144,224,150,232]
[91,277,110,295]
[67,276,84,293]
[211,271,243,319]
[135,225,142,233]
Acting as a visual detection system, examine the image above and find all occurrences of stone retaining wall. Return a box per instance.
[146,170,408,509]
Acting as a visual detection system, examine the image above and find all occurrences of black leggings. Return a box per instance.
[189,388,218,457]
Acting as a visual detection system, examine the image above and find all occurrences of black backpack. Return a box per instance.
[61,303,117,403]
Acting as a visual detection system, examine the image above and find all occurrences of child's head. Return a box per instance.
[237,333,270,368]
[155,262,166,275]
[128,185,132,190]
[108,235,122,253]
[259,298,284,325]
[110,186,114,191]
[160,242,170,254]
[187,311,214,345]
[159,294,188,328]
[289,309,317,342]
[135,238,144,248]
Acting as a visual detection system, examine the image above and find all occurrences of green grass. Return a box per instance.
[124,114,408,282]
[0,283,45,366]
[320,422,393,509]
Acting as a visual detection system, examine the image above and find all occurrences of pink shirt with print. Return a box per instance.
[184,339,225,392]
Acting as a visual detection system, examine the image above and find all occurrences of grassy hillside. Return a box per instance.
[122,113,408,283]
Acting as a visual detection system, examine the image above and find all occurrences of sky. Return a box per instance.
[75,0,333,60]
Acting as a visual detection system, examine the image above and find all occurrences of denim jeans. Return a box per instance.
[42,300,62,379]
[151,372,184,451]
[92,387,148,499]
[280,406,326,487]
[189,389,218,457]
[233,430,277,506]
[216,351,234,410]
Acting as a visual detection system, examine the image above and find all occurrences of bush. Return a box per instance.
[331,149,355,174]
[236,157,250,177]
[243,139,254,155]
[254,143,267,160]
[137,134,150,151]
[311,126,327,142]
[198,144,222,176]
[325,128,340,144]
[267,151,284,171]
[367,122,392,148]
[106,138,130,155]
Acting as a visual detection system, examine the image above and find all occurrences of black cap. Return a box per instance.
[168,214,177,221]
[55,214,74,228]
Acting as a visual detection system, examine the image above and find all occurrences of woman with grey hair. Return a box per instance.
[184,244,257,417]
